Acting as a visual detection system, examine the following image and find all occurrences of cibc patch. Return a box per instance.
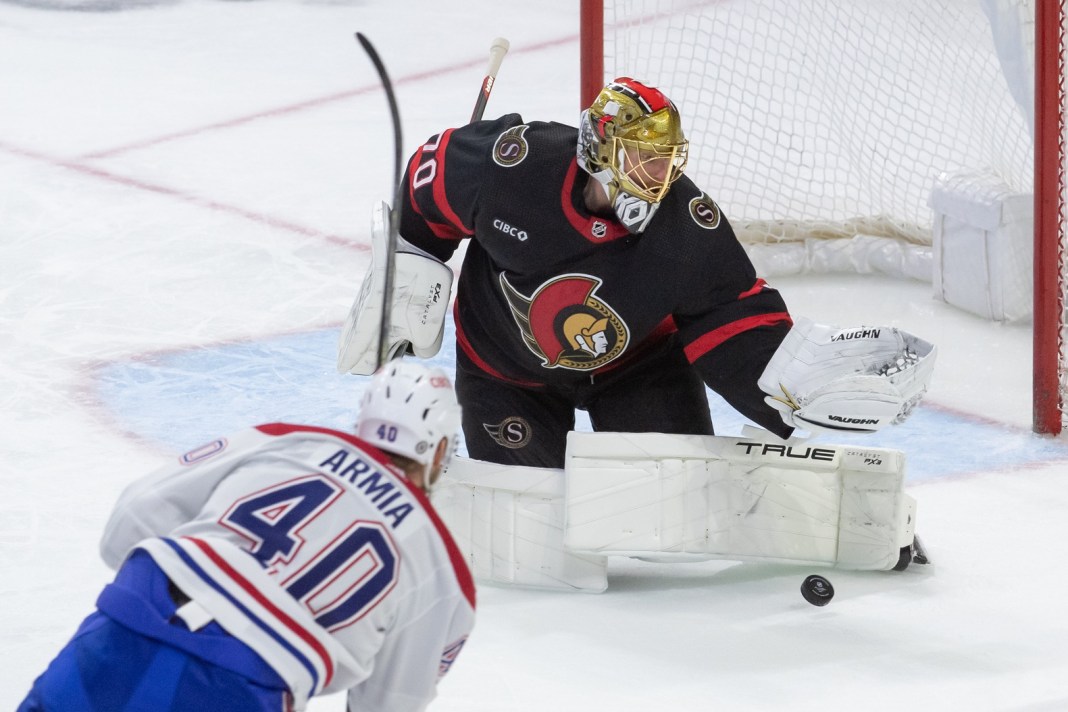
[688,192,722,230]
[493,125,530,167]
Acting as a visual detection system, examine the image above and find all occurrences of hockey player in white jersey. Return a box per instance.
[18,362,473,712]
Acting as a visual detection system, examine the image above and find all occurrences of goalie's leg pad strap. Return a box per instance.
[563,431,915,571]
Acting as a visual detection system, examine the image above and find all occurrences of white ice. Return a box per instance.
[2,2,1068,710]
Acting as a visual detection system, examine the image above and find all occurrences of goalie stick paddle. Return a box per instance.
[471,37,511,123]
[355,32,402,373]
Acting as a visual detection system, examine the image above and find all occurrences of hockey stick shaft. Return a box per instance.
[470,38,511,123]
[352,35,509,373]
[355,32,403,372]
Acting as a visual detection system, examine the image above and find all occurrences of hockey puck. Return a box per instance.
[800,574,834,606]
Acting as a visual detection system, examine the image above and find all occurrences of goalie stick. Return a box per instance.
[354,32,403,372]
[353,35,510,372]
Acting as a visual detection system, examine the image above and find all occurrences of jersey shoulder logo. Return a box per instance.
[688,192,722,230]
[492,125,530,167]
[498,273,630,371]
[179,438,228,465]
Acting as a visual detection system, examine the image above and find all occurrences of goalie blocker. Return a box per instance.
[433,431,919,592]
[337,201,453,375]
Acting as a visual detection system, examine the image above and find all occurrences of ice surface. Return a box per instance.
[3,2,1067,710]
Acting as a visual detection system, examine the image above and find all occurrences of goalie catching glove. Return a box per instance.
[337,201,453,375]
[758,317,937,434]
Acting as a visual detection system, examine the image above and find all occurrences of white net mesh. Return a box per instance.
[602,0,1035,250]
[601,0,1068,432]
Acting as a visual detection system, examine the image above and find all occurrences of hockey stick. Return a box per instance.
[353,35,509,373]
[471,38,511,123]
[355,32,403,373]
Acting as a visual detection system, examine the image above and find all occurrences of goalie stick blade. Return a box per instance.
[911,534,930,566]
[892,534,931,571]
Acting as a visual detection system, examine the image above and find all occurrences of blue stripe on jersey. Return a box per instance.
[160,537,321,695]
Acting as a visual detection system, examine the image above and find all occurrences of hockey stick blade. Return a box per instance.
[911,533,930,565]
[470,37,510,123]
[355,32,403,372]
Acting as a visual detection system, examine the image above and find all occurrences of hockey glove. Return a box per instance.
[758,317,937,434]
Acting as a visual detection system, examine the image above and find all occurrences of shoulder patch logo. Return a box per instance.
[688,193,722,230]
[179,438,228,465]
[493,125,530,167]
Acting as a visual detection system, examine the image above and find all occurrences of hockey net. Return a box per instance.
[582,0,1068,434]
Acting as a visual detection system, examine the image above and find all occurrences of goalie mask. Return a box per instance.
[355,361,462,488]
[577,77,689,233]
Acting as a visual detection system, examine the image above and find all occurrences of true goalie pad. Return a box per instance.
[430,431,917,595]
[563,431,917,571]
[337,201,453,375]
[758,317,937,433]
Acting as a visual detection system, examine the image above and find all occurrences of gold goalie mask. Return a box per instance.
[577,77,688,233]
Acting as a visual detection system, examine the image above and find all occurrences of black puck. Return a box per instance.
[800,574,834,606]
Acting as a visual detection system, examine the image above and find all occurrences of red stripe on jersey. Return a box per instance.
[186,536,335,688]
[453,303,542,387]
[393,473,477,610]
[683,312,793,363]
[560,160,629,243]
[406,150,465,241]
[255,424,402,473]
[256,423,371,452]
[649,314,678,337]
[738,278,768,300]
[405,129,469,238]
[427,130,471,236]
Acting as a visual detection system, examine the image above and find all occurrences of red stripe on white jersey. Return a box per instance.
[187,536,337,688]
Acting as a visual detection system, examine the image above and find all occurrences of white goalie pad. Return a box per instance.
[564,431,916,571]
[758,317,937,433]
[337,201,454,375]
[432,458,608,592]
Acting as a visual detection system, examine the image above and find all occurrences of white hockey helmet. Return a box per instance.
[355,361,462,476]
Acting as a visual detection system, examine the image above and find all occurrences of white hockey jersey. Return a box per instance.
[100,423,476,712]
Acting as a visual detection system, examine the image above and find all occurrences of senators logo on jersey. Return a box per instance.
[492,125,530,167]
[499,273,629,371]
[482,416,532,449]
[688,192,722,230]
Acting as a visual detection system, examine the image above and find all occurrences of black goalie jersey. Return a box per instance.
[399,113,794,437]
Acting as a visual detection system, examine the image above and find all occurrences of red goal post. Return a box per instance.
[1035,0,1067,435]
[580,0,1067,435]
